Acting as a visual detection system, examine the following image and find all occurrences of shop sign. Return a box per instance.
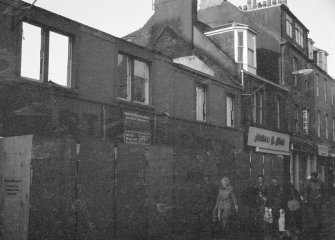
[303,110,308,134]
[292,143,315,154]
[317,144,329,157]
[247,126,290,155]
[124,131,150,145]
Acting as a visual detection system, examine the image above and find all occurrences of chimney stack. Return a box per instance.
[247,0,251,9]
[253,0,257,8]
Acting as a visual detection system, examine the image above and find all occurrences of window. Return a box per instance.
[317,52,328,72]
[286,14,293,37]
[258,90,264,125]
[276,95,280,129]
[117,53,149,104]
[316,74,319,97]
[234,29,257,74]
[317,111,321,137]
[237,31,244,63]
[333,118,335,141]
[292,57,298,87]
[326,114,329,139]
[305,80,308,93]
[226,96,234,127]
[294,104,299,133]
[324,79,327,102]
[196,86,206,122]
[295,24,303,47]
[21,22,72,87]
[332,85,334,105]
[21,23,41,80]
[252,93,257,123]
[247,31,256,67]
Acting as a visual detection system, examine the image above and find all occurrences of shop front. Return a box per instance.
[247,126,290,182]
[290,136,316,191]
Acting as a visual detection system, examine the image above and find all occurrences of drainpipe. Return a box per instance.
[241,69,245,92]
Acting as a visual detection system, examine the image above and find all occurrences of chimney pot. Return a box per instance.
[278,0,282,4]
[283,0,287,5]
[262,1,267,6]
[257,2,262,8]
[243,4,248,10]
[272,0,277,5]
[238,5,242,10]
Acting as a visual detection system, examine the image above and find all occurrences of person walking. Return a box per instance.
[267,177,282,237]
[212,177,238,234]
[303,172,326,239]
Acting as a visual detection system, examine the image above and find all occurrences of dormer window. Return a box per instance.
[234,29,257,74]
[316,51,328,72]
[204,23,257,74]
[286,14,293,38]
[295,24,303,47]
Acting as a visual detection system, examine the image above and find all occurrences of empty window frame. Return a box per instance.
[286,14,293,37]
[117,53,150,104]
[295,24,303,47]
[317,111,321,137]
[21,22,72,87]
[196,85,206,122]
[226,95,234,127]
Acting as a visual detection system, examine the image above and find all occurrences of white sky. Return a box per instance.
[26,0,335,78]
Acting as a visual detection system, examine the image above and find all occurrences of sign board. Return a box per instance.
[303,110,309,134]
[125,131,150,145]
[247,126,290,155]
[292,143,315,154]
[4,178,22,197]
[317,144,329,157]
[124,111,150,131]
[123,111,151,145]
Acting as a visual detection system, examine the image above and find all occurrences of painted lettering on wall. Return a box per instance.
[254,133,285,146]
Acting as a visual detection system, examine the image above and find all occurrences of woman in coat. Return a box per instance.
[280,181,303,233]
[213,177,238,229]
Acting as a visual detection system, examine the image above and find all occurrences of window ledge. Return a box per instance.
[115,98,155,111]
[9,77,80,97]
